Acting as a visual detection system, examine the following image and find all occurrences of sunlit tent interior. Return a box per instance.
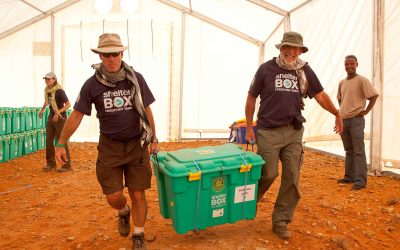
[0,0,399,174]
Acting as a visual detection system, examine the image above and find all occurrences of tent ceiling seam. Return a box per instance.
[157,0,263,46]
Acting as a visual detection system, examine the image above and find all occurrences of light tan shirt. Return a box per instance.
[337,75,378,119]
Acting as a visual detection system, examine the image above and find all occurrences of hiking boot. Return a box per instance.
[337,178,353,184]
[118,206,131,237]
[57,165,72,172]
[43,165,56,172]
[132,233,147,250]
[272,224,291,239]
[351,184,365,190]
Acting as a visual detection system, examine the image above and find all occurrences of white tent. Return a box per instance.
[0,0,399,173]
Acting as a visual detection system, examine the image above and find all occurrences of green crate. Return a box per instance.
[37,129,46,150]
[0,108,12,135]
[30,107,38,130]
[0,135,10,163]
[151,143,264,234]
[31,130,38,152]
[23,107,34,131]
[11,108,22,133]
[22,132,33,155]
[9,133,23,160]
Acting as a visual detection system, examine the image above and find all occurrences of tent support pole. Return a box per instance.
[370,0,384,173]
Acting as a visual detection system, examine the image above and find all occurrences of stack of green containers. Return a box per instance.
[0,106,62,163]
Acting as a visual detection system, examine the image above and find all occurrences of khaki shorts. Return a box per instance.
[96,133,152,195]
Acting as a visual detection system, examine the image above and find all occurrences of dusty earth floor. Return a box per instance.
[1,140,400,250]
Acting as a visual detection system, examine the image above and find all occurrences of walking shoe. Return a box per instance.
[351,184,365,190]
[43,165,56,172]
[57,166,72,172]
[132,233,147,250]
[118,206,131,237]
[336,178,353,184]
[272,224,291,239]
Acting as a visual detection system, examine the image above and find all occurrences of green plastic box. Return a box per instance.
[11,108,22,133]
[9,134,23,160]
[151,143,264,234]
[0,135,10,163]
[37,129,46,150]
[22,131,33,155]
[0,108,12,135]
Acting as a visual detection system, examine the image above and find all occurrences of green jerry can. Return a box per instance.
[151,143,264,234]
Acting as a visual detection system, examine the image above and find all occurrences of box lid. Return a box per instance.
[152,143,264,177]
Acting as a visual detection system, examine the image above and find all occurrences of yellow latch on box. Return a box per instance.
[188,171,201,181]
[240,164,252,172]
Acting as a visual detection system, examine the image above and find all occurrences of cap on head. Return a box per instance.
[275,31,308,53]
[91,33,128,54]
[43,72,57,79]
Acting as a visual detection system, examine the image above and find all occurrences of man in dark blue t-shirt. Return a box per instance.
[55,33,157,250]
[245,31,343,240]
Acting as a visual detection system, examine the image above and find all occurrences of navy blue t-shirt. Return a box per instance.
[74,71,155,141]
[248,57,323,129]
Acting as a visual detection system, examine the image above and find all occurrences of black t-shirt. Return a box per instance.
[48,89,69,118]
[74,71,155,141]
[248,57,324,129]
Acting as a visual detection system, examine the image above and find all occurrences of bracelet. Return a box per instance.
[55,139,66,148]
[55,143,66,148]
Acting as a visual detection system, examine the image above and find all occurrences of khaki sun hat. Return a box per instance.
[43,72,57,79]
[275,31,308,53]
[91,33,128,54]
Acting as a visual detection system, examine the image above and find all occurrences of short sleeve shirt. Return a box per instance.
[337,75,378,119]
[74,71,155,141]
[248,57,324,129]
[48,89,69,118]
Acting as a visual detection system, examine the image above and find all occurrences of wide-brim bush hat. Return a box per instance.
[275,31,308,53]
[91,33,128,54]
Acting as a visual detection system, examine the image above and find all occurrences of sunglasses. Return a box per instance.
[101,52,120,58]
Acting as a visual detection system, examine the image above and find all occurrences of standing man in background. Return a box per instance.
[39,72,72,172]
[336,55,379,190]
[55,33,157,250]
[245,31,343,240]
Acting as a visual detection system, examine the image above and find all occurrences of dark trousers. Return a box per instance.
[256,126,304,226]
[340,116,367,187]
[45,117,71,168]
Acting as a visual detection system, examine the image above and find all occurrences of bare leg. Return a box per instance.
[106,190,127,210]
[128,188,147,227]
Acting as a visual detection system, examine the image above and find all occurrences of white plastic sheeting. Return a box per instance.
[0,0,399,170]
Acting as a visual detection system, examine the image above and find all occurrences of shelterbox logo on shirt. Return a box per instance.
[275,73,300,93]
[103,89,133,112]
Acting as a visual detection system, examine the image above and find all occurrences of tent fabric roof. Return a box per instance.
[0,0,307,40]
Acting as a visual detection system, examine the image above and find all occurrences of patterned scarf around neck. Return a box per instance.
[276,54,308,109]
[92,61,153,148]
[44,82,62,115]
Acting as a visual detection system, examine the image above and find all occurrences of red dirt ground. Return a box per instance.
[1,141,399,250]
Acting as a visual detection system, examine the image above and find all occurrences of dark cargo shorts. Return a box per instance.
[96,133,152,195]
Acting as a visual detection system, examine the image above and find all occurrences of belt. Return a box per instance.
[101,133,140,143]
[274,122,292,128]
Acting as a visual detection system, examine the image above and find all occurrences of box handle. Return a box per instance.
[188,171,201,181]
[240,163,252,172]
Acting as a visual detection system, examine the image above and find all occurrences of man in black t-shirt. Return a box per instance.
[55,33,157,250]
[245,31,343,240]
